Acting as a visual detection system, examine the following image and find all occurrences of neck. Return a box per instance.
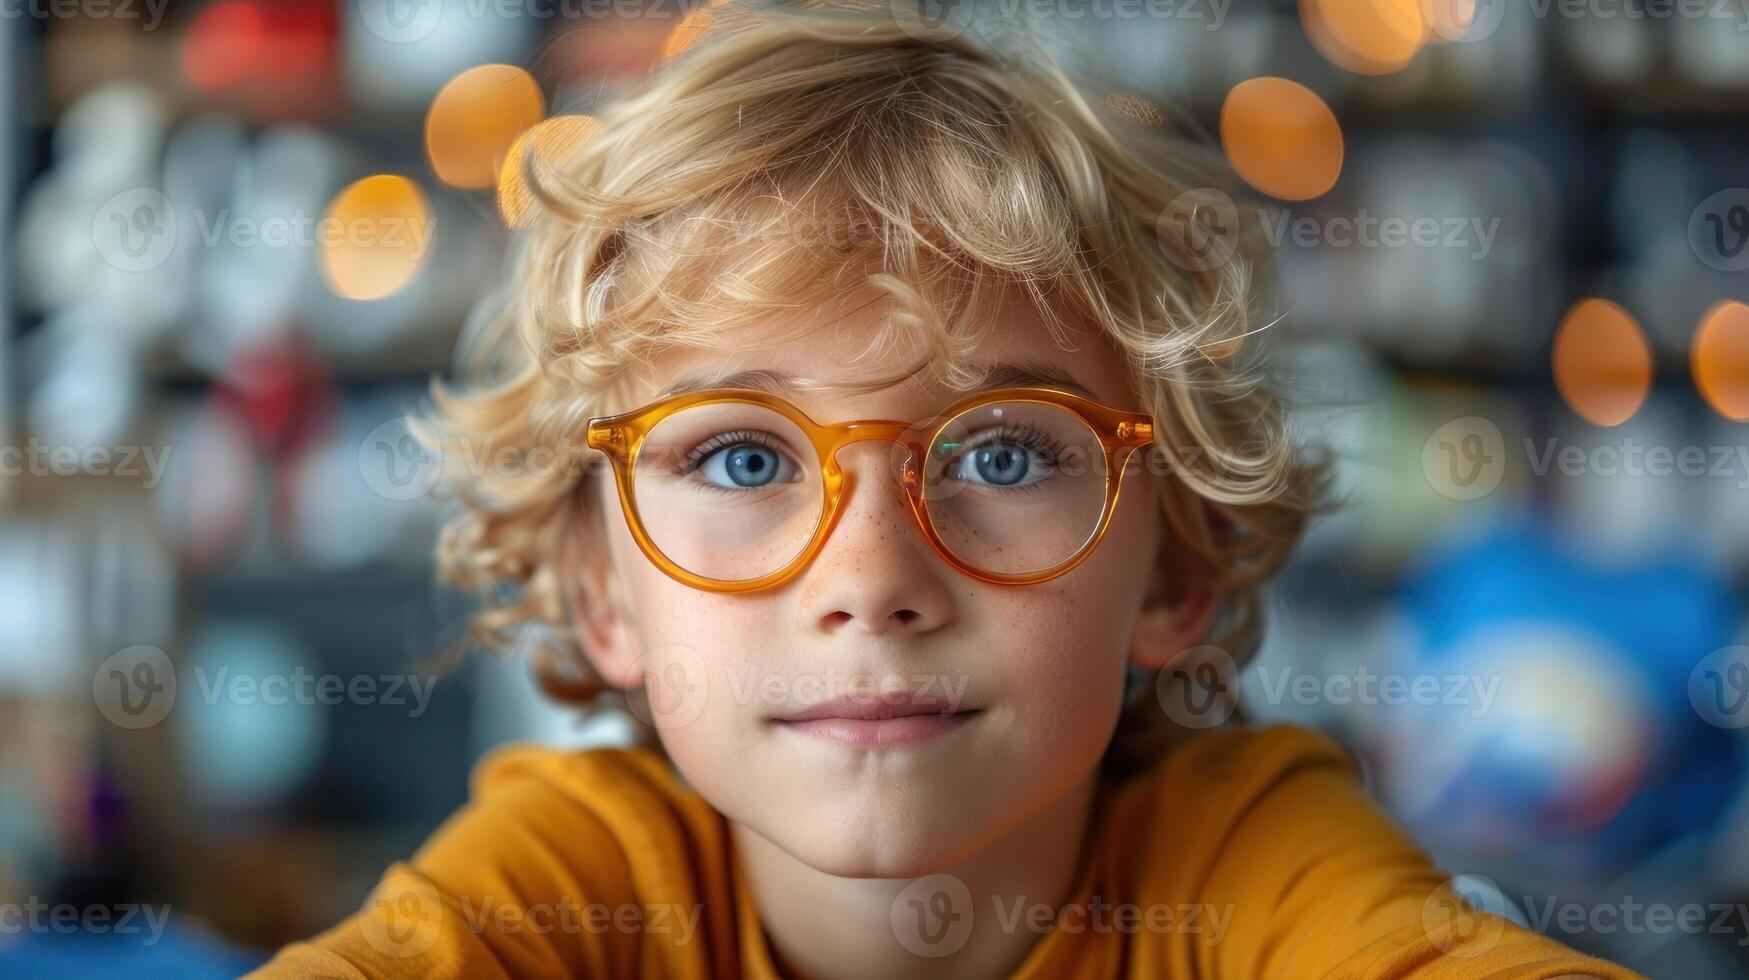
[731,767,1102,980]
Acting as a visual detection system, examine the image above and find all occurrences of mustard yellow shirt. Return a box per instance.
[248,724,1642,978]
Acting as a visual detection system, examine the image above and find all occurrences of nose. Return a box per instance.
[797,440,954,637]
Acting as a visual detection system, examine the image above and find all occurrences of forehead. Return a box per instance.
[611,283,1140,420]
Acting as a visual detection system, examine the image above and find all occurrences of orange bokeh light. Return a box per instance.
[1221,78,1344,201]
[1552,298,1653,427]
[1301,0,1427,75]
[497,115,602,228]
[425,65,546,191]
[1692,300,1749,421]
[318,175,434,301]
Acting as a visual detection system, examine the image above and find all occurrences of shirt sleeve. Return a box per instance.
[243,748,642,980]
[1191,727,1647,980]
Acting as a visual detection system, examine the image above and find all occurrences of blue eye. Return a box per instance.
[682,431,801,491]
[948,435,1058,489]
[701,444,786,488]
[941,422,1067,490]
[966,444,1031,486]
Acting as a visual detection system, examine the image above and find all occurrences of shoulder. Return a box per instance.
[467,742,694,811]
[1096,725,1372,892]
[1098,728,1649,978]
[1117,723,1362,824]
[244,746,725,977]
[1155,722,1356,777]
[450,741,719,857]
[410,742,722,898]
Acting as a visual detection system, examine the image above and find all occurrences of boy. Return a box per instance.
[253,3,1638,977]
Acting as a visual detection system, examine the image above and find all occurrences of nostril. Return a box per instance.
[890,609,920,626]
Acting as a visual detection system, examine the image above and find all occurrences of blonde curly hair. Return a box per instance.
[426,0,1331,778]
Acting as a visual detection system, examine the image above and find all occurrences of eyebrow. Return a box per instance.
[653,359,1098,402]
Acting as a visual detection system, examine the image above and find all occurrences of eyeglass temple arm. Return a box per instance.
[1116,418,1153,445]
[586,425,621,453]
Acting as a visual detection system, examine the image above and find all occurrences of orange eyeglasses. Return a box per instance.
[585,386,1156,593]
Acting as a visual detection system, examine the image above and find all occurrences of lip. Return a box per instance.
[774,694,971,723]
[770,695,981,748]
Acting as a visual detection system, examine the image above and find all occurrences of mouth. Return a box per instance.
[769,697,982,749]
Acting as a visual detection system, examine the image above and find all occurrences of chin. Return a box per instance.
[758,798,991,880]
[781,834,973,881]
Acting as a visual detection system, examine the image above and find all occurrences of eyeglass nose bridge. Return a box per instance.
[815,419,931,498]
[808,421,942,590]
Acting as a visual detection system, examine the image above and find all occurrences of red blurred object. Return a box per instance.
[214,331,337,463]
[212,331,342,559]
[254,2,335,82]
[184,2,264,90]
[183,0,338,119]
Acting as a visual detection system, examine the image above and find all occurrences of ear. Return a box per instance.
[560,521,644,691]
[1128,482,1220,672]
[1127,575,1219,673]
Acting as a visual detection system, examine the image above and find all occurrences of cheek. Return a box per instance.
[598,495,774,776]
[599,485,739,646]
[1000,484,1160,733]
[992,586,1133,743]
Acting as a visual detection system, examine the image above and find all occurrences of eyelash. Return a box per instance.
[945,423,1066,491]
[675,430,791,495]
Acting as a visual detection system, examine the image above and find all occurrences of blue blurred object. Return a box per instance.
[1377,515,1746,877]
[0,914,266,979]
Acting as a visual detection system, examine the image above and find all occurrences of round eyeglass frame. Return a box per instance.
[584,385,1156,593]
